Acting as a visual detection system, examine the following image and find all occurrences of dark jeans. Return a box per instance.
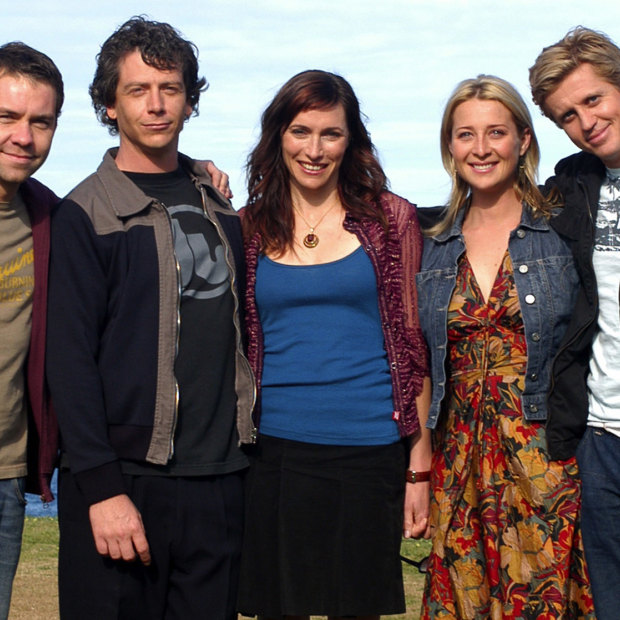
[577,426,620,620]
[0,477,26,620]
[58,469,245,620]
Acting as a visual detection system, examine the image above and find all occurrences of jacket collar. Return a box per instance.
[433,202,546,243]
[95,148,229,218]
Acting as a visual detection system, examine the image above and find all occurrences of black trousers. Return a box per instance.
[58,469,245,620]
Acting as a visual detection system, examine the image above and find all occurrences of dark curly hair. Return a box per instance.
[0,41,64,119]
[89,15,207,135]
[244,70,388,254]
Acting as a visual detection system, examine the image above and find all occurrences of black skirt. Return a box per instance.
[237,435,407,617]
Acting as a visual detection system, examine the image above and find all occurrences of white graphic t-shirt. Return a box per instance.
[587,167,620,433]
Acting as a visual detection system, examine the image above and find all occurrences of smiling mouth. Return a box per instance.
[1,151,36,163]
[299,162,326,172]
[587,125,609,146]
[143,122,172,130]
[470,163,495,171]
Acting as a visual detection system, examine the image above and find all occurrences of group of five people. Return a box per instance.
[1,15,619,620]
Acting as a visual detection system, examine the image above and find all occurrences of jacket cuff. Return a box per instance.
[74,460,126,506]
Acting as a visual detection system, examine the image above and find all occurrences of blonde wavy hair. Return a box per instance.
[429,75,554,237]
[529,26,620,122]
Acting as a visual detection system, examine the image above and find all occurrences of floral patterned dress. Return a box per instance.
[421,252,594,619]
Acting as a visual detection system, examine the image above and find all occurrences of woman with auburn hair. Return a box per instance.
[237,69,431,619]
[416,75,594,618]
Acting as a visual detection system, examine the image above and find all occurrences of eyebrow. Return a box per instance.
[121,80,185,91]
[0,106,55,123]
[288,123,346,131]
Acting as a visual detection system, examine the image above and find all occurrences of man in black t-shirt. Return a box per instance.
[46,18,255,619]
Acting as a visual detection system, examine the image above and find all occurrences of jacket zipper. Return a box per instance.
[159,200,181,459]
[198,187,257,442]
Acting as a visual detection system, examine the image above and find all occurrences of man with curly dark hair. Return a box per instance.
[46,17,254,619]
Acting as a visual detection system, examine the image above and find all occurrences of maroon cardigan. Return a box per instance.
[20,177,59,502]
[244,192,429,438]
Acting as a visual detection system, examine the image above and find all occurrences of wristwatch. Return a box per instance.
[406,469,431,484]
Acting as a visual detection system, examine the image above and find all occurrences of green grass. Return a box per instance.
[10,517,430,619]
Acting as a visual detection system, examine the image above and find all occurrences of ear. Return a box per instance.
[106,104,117,121]
[520,127,532,156]
[184,102,193,120]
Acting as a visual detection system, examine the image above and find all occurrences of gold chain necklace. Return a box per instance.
[293,202,338,248]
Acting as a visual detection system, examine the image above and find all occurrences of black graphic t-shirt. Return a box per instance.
[122,166,247,476]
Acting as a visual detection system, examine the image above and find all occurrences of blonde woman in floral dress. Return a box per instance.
[414,76,594,619]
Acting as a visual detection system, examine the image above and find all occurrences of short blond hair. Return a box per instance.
[529,26,620,120]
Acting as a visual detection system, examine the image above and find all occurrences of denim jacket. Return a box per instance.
[416,205,579,430]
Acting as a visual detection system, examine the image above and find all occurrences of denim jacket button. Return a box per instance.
[530,373,538,381]
[525,294,535,304]
[529,404,538,413]
[516,229,526,238]
[532,332,540,341]
[518,264,529,273]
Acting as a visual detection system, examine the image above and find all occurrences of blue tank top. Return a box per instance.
[256,246,398,445]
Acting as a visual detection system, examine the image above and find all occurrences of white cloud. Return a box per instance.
[3,0,619,205]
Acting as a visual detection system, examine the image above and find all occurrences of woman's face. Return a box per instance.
[449,98,530,200]
[281,104,349,197]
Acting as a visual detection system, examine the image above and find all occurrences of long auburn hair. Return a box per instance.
[244,70,388,254]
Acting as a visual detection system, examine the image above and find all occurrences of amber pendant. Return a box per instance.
[303,233,319,248]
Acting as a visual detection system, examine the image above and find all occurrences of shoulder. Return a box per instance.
[180,153,236,214]
[20,177,59,213]
[378,191,419,233]
[549,151,606,186]
[416,206,446,231]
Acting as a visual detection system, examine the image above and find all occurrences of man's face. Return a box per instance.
[545,63,620,169]
[106,49,192,171]
[0,73,57,202]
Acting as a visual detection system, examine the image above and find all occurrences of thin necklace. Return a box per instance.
[293,202,338,248]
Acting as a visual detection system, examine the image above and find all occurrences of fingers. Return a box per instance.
[89,494,151,565]
[204,160,233,199]
[403,481,431,539]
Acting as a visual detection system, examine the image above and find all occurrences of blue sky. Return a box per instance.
[3,0,620,207]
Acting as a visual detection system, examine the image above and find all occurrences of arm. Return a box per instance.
[403,377,432,539]
[46,200,150,563]
[391,195,432,538]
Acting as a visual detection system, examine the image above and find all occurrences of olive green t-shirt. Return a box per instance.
[0,192,33,479]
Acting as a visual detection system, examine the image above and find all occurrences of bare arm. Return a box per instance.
[403,376,432,539]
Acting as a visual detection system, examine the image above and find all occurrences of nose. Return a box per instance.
[11,120,34,147]
[472,134,490,157]
[146,89,165,113]
[305,134,323,159]
[577,108,596,133]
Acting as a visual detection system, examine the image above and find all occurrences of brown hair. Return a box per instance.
[243,70,388,254]
[0,41,64,119]
[89,15,207,135]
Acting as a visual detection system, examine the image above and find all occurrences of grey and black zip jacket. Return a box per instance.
[46,148,256,505]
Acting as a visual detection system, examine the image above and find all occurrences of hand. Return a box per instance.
[88,494,151,565]
[403,480,431,539]
[203,160,233,199]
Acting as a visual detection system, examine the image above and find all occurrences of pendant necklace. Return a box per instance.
[293,202,338,248]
